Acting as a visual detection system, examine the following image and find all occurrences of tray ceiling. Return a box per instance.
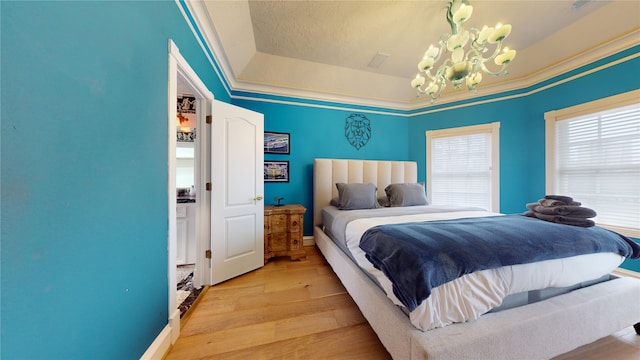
[187,1,639,110]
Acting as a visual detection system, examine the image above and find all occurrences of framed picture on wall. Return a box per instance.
[264,160,289,182]
[264,132,290,154]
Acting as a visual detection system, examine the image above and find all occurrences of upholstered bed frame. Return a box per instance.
[312,158,640,359]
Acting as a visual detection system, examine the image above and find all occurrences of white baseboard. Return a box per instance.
[303,235,314,246]
[140,309,181,360]
[169,309,181,343]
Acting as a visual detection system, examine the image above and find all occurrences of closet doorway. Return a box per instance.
[175,98,201,317]
[168,40,213,327]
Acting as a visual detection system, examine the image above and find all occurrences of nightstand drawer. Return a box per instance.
[271,233,288,252]
[289,234,302,250]
[288,215,302,232]
[271,214,288,233]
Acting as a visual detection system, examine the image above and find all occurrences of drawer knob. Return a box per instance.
[293,240,298,244]
[292,221,297,226]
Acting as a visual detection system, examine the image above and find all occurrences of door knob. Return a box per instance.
[254,195,264,201]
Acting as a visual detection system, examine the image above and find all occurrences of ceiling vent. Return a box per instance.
[368,52,390,69]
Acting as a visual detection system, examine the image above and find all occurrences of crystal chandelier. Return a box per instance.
[411,0,516,102]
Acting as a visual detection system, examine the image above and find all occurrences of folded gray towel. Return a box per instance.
[526,211,595,227]
[529,200,584,211]
[533,205,596,218]
[544,195,574,204]
[538,198,581,207]
[538,199,566,207]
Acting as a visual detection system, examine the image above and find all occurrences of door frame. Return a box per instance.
[167,39,213,337]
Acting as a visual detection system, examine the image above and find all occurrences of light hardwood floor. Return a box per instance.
[166,245,640,360]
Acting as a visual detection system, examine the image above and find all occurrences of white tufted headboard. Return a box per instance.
[313,158,418,227]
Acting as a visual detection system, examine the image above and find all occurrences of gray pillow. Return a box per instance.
[385,183,429,207]
[333,183,379,210]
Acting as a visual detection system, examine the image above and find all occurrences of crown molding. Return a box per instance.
[180,0,232,97]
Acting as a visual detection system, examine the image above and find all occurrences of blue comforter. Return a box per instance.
[359,214,640,311]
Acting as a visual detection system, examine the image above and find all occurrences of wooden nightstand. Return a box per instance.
[264,204,306,263]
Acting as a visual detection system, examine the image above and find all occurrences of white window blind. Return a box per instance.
[554,102,640,232]
[426,122,499,212]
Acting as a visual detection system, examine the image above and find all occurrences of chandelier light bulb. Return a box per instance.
[418,57,435,71]
[488,23,512,43]
[426,82,439,94]
[495,47,517,65]
[452,4,473,24]
[447,31,470,51]
[446,61,472,81]
[466,72,483,87]
[477,25,494,44]
[425,45,439,58]
[451,47,465,63]
[411,75,426,88]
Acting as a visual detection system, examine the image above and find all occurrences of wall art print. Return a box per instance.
[345,113,371,150]
[177,96,196,142]
[264,132,290,154]
[177,96,196,114]
[264,160,290,182]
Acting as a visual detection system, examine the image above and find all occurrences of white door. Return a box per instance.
[210,100,264,284]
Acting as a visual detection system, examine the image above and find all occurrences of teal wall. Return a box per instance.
[1,1,227,359]
[232,100,409,235]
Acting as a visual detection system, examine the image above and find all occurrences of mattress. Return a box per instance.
[323,205,624,331]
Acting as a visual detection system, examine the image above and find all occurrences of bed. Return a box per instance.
[312,158,640,360]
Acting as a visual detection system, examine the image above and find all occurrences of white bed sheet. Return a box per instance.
[344,210,624,331]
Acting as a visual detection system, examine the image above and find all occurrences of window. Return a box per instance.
[545,90,640,237]
[426,122,500,212]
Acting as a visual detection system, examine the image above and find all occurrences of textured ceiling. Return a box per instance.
[189,0,639,109]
